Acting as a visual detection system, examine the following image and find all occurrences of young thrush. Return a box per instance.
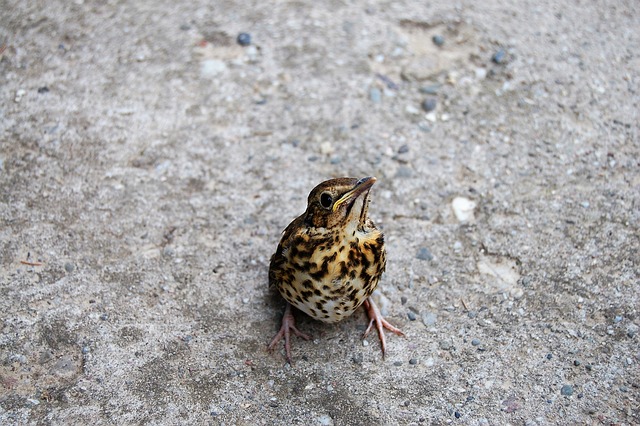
[268,176,404,363]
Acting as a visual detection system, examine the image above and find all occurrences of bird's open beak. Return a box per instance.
[332,176,377,212]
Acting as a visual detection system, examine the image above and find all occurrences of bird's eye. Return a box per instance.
[320,192,333,209]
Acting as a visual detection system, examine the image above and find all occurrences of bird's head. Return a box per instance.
[303,176,377,230]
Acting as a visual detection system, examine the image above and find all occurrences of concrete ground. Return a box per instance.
[1,0,638,424]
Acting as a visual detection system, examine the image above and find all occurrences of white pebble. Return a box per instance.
[451,197,476,222]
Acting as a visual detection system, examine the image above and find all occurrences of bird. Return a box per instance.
[268,176,403,363]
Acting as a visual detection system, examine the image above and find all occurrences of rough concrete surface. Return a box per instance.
[1,0,639,424]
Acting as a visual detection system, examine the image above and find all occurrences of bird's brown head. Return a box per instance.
[303,177,377,230]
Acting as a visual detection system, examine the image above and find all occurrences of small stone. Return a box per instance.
[492,49,506,64]
[432,35,445,46]
[627,324,638,337]
[407,311,417,321]
[405,105,420,115]
[451,197,476,222]
[422,312,437,326]
[64,262,75,273]
[15,89,26,102]
[416,247,433,261]
[319,142,334,155]
[369,87,382,103]
[37,86,50,94]
[467,311,477,319]
[395,166,413,178]
[546,353,553,360]
[201,59,227,77]
[352,353,364,364]
[421,98,437,112]
[613,315,623,323]
[100,313,109,321]
[82,346,90,354]
[393,361,403,366]
[425,111,437,122]
[179,23,191,31]
[439,340,451,350]
[471,339,481,346]
[237,32,252,46]
[419,84,441,95]
[454,411,461,419]
[560,384,573,396]
[329,156,341,165]
[573,360,581,366]
[398,144,409,154]
[409,358,418,365]
[401,296,408,305]
[585,364,592,371]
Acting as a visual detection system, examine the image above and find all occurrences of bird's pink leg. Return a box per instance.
[268,303,311,364]
[363,298,404,356]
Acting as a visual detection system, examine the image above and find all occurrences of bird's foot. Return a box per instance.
[363,298,404,357]
[268,303,311,364]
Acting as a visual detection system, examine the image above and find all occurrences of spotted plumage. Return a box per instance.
[268,177,403,363]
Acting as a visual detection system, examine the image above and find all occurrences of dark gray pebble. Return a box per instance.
[546,353,553,360]
[573,360,581,366]
[100,313,108,321]
[467,311,477,319]
[585,364,592,371]
[492,49,506,64]
[401,296,408,305]
[393,361,402,366]
[416,247,433,261]
[64,262,74,273]
[454,411,461,419]
[398,144,409,154]
[237,32,252,46]
[560,384,573,396]
[432,35,445,46]
[409,358,418,365]
[407,311,417,321]
[179,24,191,31]
[330,156,341,165]
[439,340,451,350]
[471,338,481,346]
[421,98,437,112]
[37,87,50,94]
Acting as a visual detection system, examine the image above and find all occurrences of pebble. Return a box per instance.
[421,98,437,112]
[454,411,461,419]
[419,84,441,95]
[425,111,437,122]
[64,262,75,273]
[82,346,90,354]
[398,144,409,154]
[201,59,227,77]
[401,296,408,305]
[369,87,382,103]
[451,197,476,222]
[409,358,418,365]
[439,340,451,351]
[395,166,413,178]
[467,311,477,319]
[237,32,252,46]
[627,324,638,337]
[432,35,445,47]
[546,353,553,360]
[560,384,573,396]
[613,315,623,323]
[416,247,433,261]
[573,360,581,366]
[492,49,506,64]
[38,86,50,94]
[393,361,403,366]
[320,142,334,155]
[405,105,420,115]
[471,339,481,346]
[14,89,26,102]
[407,311,417,321]
[100,313,109,321]
[422,312,437,326]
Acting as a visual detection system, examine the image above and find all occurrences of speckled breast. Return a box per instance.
[275,228,386,323]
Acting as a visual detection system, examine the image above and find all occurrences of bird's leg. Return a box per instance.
[363,298,404,357]
[268,303,311,364]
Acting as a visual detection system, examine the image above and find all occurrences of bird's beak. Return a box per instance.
[332,177,377,212]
